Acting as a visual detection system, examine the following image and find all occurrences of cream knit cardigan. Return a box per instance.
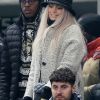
[24,24,87,100]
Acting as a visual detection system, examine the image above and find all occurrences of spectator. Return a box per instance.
[0,0,42,100]
[24,0,86,100]
[78,14,100,100]
[49,67,80,100]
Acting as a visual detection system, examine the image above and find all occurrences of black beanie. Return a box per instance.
[78,14,100,37]
[41,0,75,16]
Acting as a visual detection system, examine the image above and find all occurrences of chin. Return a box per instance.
[55,97,65,100]
[55,99,64,100]
[25,15,32,18]
[24,14,33,18]
[50,18,56,21]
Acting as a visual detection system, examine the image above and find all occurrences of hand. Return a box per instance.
[34,84,52,100]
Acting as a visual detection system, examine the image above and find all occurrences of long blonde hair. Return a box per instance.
[32,6,77,55]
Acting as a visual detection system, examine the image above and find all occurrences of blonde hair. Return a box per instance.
[32,6,78,55]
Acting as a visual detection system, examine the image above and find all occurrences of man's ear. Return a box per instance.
[72,85,76,93]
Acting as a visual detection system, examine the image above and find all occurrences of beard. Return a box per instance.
[53,91,73,100]
[54,94,68,100]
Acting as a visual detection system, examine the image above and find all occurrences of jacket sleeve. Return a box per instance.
[84,84,100,100]
[24,47,41,99]
[58,25,87,74]
[0,35,11,100]
[58,39,86,74]
[83,58,100,100]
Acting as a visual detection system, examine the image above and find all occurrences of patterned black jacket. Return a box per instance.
[0,14,40,100]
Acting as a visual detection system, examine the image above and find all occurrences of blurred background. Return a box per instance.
[0,0,99,34]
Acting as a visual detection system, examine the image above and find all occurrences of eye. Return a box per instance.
[53,85,58,90]
[57,7,63,9]
[21,0,25,3]
[28,0,33,4]
[56,5,63,9]
[62,85,68,89]
[48,3,54,8]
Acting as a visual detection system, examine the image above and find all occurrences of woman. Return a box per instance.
[24,0,87,100]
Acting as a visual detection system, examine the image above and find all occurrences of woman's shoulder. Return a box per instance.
[63,24,83,40]
[62,24,86,50]
[65,24,81,33]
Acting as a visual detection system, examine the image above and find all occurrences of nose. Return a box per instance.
[24,2,30,6]
[56,88,62,94]
[52,6,57,13]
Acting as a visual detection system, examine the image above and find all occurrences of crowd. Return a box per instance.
[0,0,100,100]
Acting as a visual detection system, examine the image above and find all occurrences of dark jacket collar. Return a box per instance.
[49,93,80,100]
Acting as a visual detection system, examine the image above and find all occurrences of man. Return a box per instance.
[0,0,41,100]
[31,68,80,100]
[49,68,80,100]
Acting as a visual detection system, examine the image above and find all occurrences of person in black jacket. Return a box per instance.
[0,0,42,100]
[49,68,80,100]
[33,68,80,100]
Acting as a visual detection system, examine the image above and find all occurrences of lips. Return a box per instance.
[57,96,63,98]
[56,96,64,99]
[25,10,31,13]
[55,95,65,100]
[24,8,32,13]
[50,14,58,17]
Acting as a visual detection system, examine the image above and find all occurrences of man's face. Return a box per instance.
[20,0,39,18]
[51,82,75,100]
